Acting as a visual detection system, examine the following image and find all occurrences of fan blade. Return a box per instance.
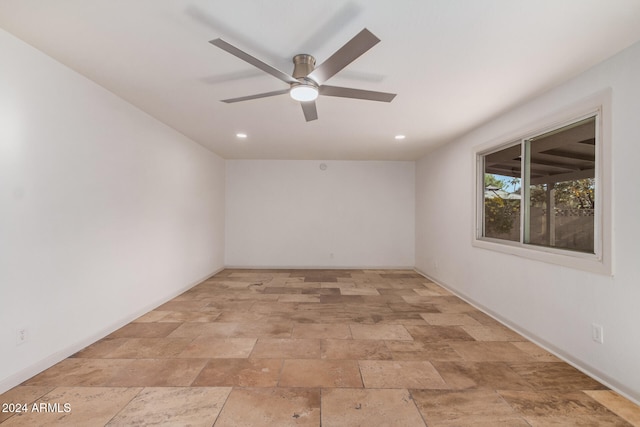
[301,101,318,121]
[320,85,396,102]
[221,89,289,103]
[209,38,297,85]
[307,28,380,85]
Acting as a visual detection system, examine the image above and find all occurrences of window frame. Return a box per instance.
[472,91,612,275]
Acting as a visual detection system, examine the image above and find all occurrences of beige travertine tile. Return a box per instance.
[405,325,475,342]
[350,281,380,289]
[359,360,447,389]
[583,390,640,426]
[168,322,239,338]
[192,359,282,387]
[106,387,231,426]
[402,296,441,305]
[434,303,477,314]
[228,322,293,338]
[105,358,208,387]
[322,281,355,289]
[132,310,171,322]
[157,311,221,322]
[508,362,609,392]
[278,294,321,303]
[461,325,525,341]
[322,388,426,427]
[206,300,256,312]
[214,311,270,323]
[369,312,429,326]
[349,324,413,340]
[229,272,288,278]
[320,295,364,304]
[156,300,210,311]
[499,390,632,426]
[279,359,363,388]
[107,322,181,339]
[0,386,54,423]
[71,338,128,358]
[412,288,444,297]
[1,387,141,426]
[251,338,321,359]
[251,301,300,314]
[321,339,393,360]
[179,337,256,358]
[340,288,380,295]
[412,389,528,427]
[431,361,533,390]
[388,302,440,313]
[105,338,193,359]
[9,268,622,425]
[215,388,320,427]
[385,341,463,362]
[420,283,453,296]
[512,342,562,362]
[448,342,534,362]
[291,323,352,339]
[465,310,504,326]
[23,359,132,387]
[379,288,423,296]
[420,313,483,326]
[380,273,424,279]
[348,273,384,282]
[387,281,430,290]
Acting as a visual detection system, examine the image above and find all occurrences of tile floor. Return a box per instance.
[1,269,639,426]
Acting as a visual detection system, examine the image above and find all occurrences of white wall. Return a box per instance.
[416,40,640,402]
[0,30,226,393]
[226,160,414,268]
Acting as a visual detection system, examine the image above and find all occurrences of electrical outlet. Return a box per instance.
[592,324,604,344]
[16,328,28,345]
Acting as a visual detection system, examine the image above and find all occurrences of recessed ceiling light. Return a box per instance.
[236,133,247,139]
[394,135,406,140]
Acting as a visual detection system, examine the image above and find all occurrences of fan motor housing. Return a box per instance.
[292,54,316,79]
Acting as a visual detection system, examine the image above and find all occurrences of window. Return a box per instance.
[483,143,522,243]
[523,117,596,253]
[474,100,610,274]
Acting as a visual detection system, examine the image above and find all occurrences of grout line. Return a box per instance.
[356,359,366,389]
[407,389,429,427]
[211,386,234,426]
[188,357,212,387]
[100,386,145,426]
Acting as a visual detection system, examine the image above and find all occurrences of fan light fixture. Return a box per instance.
[290,84,318,102]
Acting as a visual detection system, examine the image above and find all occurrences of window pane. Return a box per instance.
[483,145,521,241]
[525,117,596,253]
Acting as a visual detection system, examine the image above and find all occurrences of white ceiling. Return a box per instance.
[1,0,640,160]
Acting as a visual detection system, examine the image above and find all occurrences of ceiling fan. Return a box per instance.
[209,28,396,122]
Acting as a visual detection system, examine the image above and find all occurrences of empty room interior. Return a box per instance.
[2,1,640,425]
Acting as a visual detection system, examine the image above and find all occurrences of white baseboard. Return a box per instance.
[223,265,415,270]
[413,267,640,406]
[0,267,223,395]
